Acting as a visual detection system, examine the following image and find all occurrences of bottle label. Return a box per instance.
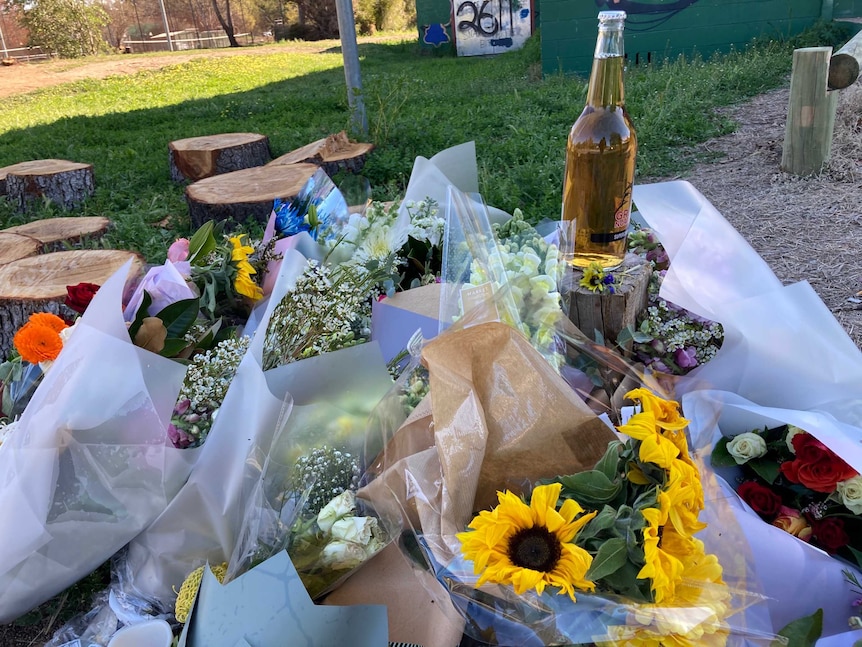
[590,230,628,244]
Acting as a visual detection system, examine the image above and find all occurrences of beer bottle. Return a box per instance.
[561,10,637,270]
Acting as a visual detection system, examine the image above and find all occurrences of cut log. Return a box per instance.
[0,249,143,360]
[185,163,318,228]
[2,159,95,212]
[829,29,862,90]
[560,253,652,353]
[0,233,42,265]
[2,216,111,250]
[269,131,374,176]
[168,132,271,183]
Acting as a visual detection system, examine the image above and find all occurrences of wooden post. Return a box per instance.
[828,29,862,90]
[781,47,838,176]
[560,253,651,353]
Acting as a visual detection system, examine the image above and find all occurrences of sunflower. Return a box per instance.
[626,388,689,432]
[457,482,597,601]
[638,490,685,604]
[618,411,681,470]
[228,236,263,301]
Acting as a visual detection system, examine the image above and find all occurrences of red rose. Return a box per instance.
[811,517,849,554]
[65,282,101,314]
[737,481,783,520]
[781,433,856,493]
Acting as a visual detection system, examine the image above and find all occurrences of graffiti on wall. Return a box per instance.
[595,0,700,30]
[454,0,532,57]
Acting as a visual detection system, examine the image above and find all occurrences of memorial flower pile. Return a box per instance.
[712,424,862,561]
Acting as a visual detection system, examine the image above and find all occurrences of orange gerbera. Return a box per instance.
[28,312,68,333]
[13,322,64,364]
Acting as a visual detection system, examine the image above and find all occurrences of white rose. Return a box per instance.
[330,516,378,546]
[319,540,367,570]
[785,425,806,454]
[726,432,767,465]
[316,490,356,533]
[837,476,862,514]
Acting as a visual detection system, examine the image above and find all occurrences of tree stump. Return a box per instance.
[269,131,374,176]
[2,216,111,250]
[168,133,271,183]
[560,253,652,352]
[2,160,95,212]
[0,249,142,360]
[0,233,42,265]
[185,163,318,228]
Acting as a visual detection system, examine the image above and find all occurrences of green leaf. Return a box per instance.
[748,458,781,485]
[160,338,191,357]
[576,505,618,543]
[155,297,200,338]
[772,609,822,647]
[585,537,627,581]
[849,546,862,570]
[557,471,622,506]
[595,440,623,481]
[187,221,216,266]
[127,291,153,341]
[710,437,738,467]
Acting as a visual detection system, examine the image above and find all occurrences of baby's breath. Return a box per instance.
[169,335,250,448]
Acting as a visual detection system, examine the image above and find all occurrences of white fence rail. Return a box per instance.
[2,45,50,62]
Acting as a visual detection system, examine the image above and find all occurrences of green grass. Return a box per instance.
[0,24,849,262]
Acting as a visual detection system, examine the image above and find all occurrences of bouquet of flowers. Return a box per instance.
[712,424,862,562]
[361,314,774,646]
[0,263,191,624]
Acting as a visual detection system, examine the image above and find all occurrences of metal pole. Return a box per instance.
[334,0,367,137]
[158,0,174,51]
[0,11,9,59]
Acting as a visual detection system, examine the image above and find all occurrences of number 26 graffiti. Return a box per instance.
[457,0,500,36]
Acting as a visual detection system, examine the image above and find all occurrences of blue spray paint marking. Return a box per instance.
[490,37,513,47]
[519,8,529,19]
[423,23,451,46]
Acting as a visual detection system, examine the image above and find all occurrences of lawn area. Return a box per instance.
[0,25,849,263]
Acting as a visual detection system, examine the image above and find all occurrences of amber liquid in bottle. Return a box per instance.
[561,16,637,270]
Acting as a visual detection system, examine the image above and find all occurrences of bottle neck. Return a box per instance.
[586,24,626,108]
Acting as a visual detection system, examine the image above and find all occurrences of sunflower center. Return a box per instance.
[507,525,562,572]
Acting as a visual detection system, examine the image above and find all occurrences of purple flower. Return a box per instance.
[675,346,698,369]
[168,423,194,449]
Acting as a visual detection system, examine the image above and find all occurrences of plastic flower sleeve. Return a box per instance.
[122,249,310,609]
[683,388,862,638]
[362,313,777,646]
[0,262,190,624]
[224,340,398,599]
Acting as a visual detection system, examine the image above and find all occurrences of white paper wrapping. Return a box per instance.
[0,263,190,624]
[634,180,862,638]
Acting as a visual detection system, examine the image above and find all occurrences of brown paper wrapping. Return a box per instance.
[364,320,616,550]
[322,542,465,647]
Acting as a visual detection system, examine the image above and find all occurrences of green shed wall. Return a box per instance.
[541,0,826,76]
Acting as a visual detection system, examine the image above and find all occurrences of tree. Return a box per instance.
[17,0,110,57]
[210,0,239,45]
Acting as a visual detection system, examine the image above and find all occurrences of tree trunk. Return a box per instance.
[185,163,318,228]
[169,133,271,182]
[1,159,95,212]
[268,132,373,176]
[211,0,240,47]
[0,250,143,360]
